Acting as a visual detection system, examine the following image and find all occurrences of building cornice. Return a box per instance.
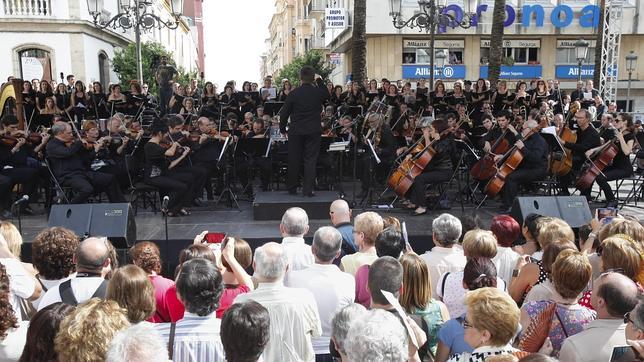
[0,19,131,47]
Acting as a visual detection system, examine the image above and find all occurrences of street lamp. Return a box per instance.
[389,0,474,89]
[86,0,184,84]
[435,50,447,79]
[626,50,638,112]
[574,38,589,83]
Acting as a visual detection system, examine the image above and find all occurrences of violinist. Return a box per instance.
[557,109,601,197]
[191,117,225,200]
[404,117,456,216]
[0,115,42,216]
[577,113,635,208]
[336,115,357,143]
[357,112,395,198]
[497,119,549,213]
[144,120,195,216]
[103,116,135,188]
[80,120,114,174]
[45,121,125,204]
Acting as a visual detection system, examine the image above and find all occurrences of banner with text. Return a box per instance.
[479,65,542,79]
[325,8,347,29]
[402,65,466,79]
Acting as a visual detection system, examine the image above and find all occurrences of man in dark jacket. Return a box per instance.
[279,66,329,196]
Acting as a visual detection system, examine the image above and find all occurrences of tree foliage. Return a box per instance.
[277,50,333,87]
[111,41,197,95]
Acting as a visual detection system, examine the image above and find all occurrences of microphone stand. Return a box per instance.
[11,203,22,235]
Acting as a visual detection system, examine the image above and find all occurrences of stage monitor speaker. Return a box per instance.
[510,196,591,228]
[48,203,136,248]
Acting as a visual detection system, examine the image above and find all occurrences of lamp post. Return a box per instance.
[389,0,474,89]
[574,38,589,83]
[626,51,638,112]
[435,49,447,79]
[86,0,184,84]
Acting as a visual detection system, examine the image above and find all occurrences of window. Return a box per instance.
[402,47,463,65]
[18,48,52,81]
[555,47,596,64]
[98,53,109,90]
[480,47,539,65]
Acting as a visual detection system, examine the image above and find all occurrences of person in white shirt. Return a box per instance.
[340,211,383,276]
[234,242,322,362]
[0,232,40,321]
[259,77,277,101]
[420,213,466,296]
[287,227,355,359]
[625,300,644,359]
[155,258,225,362]
[37,237,110,310]
[559,272,639,362]
[280,207,314,276]
[489,215,521,285]
[107,323,168,362]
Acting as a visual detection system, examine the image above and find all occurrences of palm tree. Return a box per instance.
[593,0,605,94]
[487,0,506,92]
[351,0,367,85]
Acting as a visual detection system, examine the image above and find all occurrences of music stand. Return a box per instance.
[344,106,363,118]
[214,136,241,210]
[359,139,382,208]
[540,127,565,154]
[264,102,284,117]
[235,138,270,197]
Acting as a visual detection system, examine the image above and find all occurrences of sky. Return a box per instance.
[202,0,274,88]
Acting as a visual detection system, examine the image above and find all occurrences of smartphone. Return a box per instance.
[598,207,618,220]
[203,232,226,244]
[610,345,638,362]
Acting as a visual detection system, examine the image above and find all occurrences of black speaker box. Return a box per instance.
[48,203,136,248]
[510,196,591,228]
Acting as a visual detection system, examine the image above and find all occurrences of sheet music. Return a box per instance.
[217,136,230,163]
[366,139,381,164]
[541,126,557,136]
[381,290,419,348]
[583,91,593,100]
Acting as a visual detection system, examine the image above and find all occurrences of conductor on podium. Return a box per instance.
[279,66,329,196]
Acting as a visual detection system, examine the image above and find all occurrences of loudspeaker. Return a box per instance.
[48,203,136,248]
[510,196,591,228]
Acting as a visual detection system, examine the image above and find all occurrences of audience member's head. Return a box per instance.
[329,199,351,226]
[20,302,75,361]
[0,263,17,340]
[368,256,403,306]
[331,303,368,358]
[280,207,309,237]
[375,227,405,258]
[462,229,498,259]
[106,265,156,323]
[130,241,162,275]
[591,272,639,319]
[432,213,462,246]
[55,298,130,362]
[75,237,111,275]
[344,309,408,362]
[175,244,216,278]
[599,236,643,281]
[460,213,482,242]
[0,221,22,258]
[106,323,168,362]
[625,299,644,341]
[221,238,253,271]
[221,301,270,362]
[253,242,289,282]
[382,216,402,231]
[312,226,343,263]
[598,218,644,242]
[353,212,384,249]
[176,258,223,317]
[464,288,520,348]
[551,249,592,300]
[522,213,543,245]
[31,227,79,280]
[400,253,437,313]
[463,257,498,290]
[537,217,574,250]
[541,240,577,275]
[490,215,521,248]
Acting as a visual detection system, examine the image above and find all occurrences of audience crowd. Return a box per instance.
[0,201,642,362]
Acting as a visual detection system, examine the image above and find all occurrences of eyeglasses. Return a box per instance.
[461,318,475,329]
[624,312,635,325]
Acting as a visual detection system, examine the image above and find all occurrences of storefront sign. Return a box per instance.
[325,8,347,29]
[438,4,600,32]
[480,39,540,48]
[403,39,465,49]
[402,65,466,79]
[329,53,341,65]
[479,65,542,79]
[555,65,595,79]
[557,40,597,48]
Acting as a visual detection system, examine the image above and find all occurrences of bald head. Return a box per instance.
[75,237,110,272]
[330,199,351,225]
[280,207,309,237]
[593,272,639,319]
[254,242,288,282]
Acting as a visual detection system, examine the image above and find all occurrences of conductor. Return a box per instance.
[279,66,329,196]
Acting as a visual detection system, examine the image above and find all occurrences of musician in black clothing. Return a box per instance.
[598,113,617,143]
[481,111,518,153]
[577,113,636,207]
[405,118,456,216]
[358,113,396,198]
[46,121,125,204]
[279,66,329,196]
[498,119,549,212]
[557,108,602,196]
[237,120,273,192]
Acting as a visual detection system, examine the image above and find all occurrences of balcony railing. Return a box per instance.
[3,0,52,16]
[309,0,326,13]
[309,36,328,50]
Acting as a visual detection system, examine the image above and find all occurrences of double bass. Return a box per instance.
[484,128,538,197]
[549,123,576,176]
[470,125,511,181]
[575,139,619,190]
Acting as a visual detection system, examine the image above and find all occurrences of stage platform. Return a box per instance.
[253,190,339,220]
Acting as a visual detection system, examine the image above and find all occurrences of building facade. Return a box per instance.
[321,0,644,111]
[0,0,200,88]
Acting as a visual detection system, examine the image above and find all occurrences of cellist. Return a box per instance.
[497,119,549,213]
[403,117,456,216]
[481,111,518,154]
[576,113,635,208]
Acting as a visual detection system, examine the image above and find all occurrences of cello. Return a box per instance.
[470,124,510,181]
[575,139,619,190]
[484,128,539,197]
[549,123,576,176]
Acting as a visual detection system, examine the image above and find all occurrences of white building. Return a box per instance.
[0,0,199,88]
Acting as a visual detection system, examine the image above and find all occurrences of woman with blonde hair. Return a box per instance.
[54,298,130,362]
[399,253,450,358]
[106,265,156,324]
